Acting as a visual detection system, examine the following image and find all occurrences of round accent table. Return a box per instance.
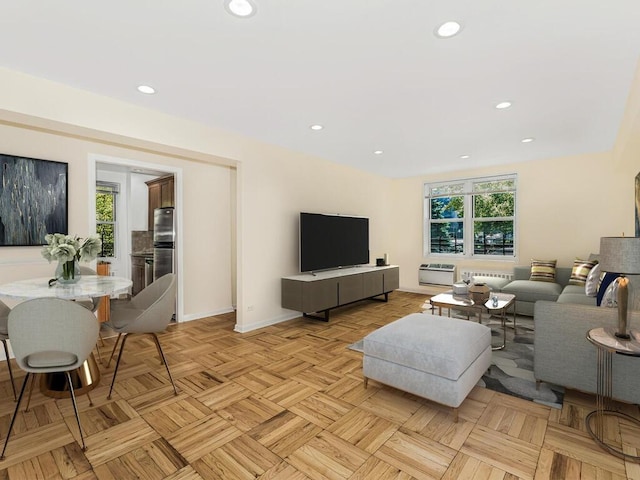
[586,327,640,462]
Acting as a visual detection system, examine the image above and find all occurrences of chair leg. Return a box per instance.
[105,333,122,368]
[1,339,16,401]
[94,328,107,364]
[24,373,37,412]
[65,371,87,451]
[107,334,129,400]
[0,373,30,460]
[151,333,178,396]
[94,339,102,365]
[152,335,165,365]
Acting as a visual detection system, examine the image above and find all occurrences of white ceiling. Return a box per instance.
[1,1,639,178]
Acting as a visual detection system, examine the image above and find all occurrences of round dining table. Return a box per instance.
[0,275,132,300]
[0,275,132,398]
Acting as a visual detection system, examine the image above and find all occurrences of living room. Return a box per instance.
[0,3,639,476]
[0,3,637,336]
[1,65,638,332]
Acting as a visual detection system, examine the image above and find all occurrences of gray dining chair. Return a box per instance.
[0,300,17,401]
[0,298,100,459]
[105,273,177,399]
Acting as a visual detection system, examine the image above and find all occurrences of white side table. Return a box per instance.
[586,327,640,462]
[483,294,516,350]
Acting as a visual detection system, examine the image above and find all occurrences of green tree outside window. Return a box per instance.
[96,182,118,257]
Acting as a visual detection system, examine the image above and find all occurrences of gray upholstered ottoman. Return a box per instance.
[363,312,491,421]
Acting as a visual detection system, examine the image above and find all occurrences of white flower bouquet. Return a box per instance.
[42,233,102,283]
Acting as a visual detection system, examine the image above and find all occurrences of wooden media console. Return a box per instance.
[281,265,399,321]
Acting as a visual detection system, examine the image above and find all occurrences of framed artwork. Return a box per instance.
[0,153,68,246]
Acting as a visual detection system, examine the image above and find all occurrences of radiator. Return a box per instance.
[419,264,456,286]
[460,270,513,282]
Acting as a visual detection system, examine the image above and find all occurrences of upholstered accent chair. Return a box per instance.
[105,273,177,399]
[0,300,16,401]
[0,298,99,458]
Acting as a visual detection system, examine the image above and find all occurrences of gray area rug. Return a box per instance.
[349,315,564,409]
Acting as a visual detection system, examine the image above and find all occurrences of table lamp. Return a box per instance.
[599,236,640,339]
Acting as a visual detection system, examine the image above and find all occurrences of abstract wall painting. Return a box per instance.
[0,153,68,246]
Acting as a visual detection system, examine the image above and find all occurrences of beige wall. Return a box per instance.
[612,59,640,307]
[0,117,233,320]
[0,59,638,330]
[237,141,393,331]
[391,59,640,292]
[0,68,393,332]
[391,150,633,292]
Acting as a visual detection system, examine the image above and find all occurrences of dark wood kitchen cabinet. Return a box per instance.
[145,175,174,230]
[131,255,146,296]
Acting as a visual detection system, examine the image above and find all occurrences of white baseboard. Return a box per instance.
[179,306,235,323]
[234,311,300,333]
[398,286,447,295]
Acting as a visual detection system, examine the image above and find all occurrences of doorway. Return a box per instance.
[89,154,183,321]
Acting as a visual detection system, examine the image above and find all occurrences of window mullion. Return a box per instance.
[464,184,473,257]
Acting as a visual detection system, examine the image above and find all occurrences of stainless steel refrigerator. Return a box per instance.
[153,207,175,281]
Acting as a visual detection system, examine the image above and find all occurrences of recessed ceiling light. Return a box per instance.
[374,150,383,155]
[310,124,324,131]
[460,154,470,159]
[495,101,512,109]
[434,21,462,38]
[521,137,535,143]
[224,0,257,18]
[137,85,156,95]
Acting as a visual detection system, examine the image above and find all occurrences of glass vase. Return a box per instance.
[55,259,81,284]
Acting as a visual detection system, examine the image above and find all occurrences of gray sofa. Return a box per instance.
[534,301,640,404]
[498,265,596,316]
[475,265,640,403]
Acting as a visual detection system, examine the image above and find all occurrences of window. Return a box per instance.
[424,174,516,258]
[96,181,119,257]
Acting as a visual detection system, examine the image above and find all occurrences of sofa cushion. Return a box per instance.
[472,275,510,291]
[568,259,598,286]
[502,279,563,303]
[529,259,557,282]
[585,263,601,296]
[600,279,619,308]
[597,272,618,306]
[363,313,490,381]
[557,285,597,306]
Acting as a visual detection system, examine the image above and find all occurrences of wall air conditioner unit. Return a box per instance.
[419,263,456,286]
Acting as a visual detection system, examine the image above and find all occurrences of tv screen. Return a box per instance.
[300,212,369,272]
[0,153,68,246]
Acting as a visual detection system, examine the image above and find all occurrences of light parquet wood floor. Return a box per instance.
[0,291,639,479]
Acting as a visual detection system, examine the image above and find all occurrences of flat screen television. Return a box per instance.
[300,212,369,272]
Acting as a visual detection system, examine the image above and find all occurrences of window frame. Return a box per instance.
[424,174,517,259]
[96,181,119,259]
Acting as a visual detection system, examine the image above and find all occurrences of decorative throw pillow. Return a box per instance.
[529,259,557,282]
[597,272,619,306]
[569,258,598,286]
[584,263,601,296]
[600,278,619,308]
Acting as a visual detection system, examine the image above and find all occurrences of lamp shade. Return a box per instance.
[599,237,640,274]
